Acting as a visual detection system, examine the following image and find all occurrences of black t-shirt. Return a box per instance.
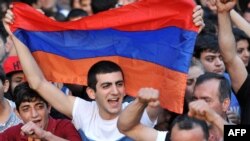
[236,75,250,124]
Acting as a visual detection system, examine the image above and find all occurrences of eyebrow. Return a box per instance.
[100,80,124,86]
[115,80,124,84]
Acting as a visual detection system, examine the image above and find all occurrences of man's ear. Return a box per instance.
[86,87,96,100]
[3,80,10,93]
[47,104,52,114]
[223,97,230,112]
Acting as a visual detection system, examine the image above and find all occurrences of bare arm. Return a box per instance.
[117,88,160,141]
[216,0,248,93]
[3,9,75,118]
[188,100,228,134]
[230,9,250,37]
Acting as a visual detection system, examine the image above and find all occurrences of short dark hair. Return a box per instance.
[0,66,6,83]
[194,34,220,59]
[233,28,250,49]
[166,115,209,141]
[87,60,124,91]
[13,82,48,111]
[195,72,231,102]
[91,0,118,14]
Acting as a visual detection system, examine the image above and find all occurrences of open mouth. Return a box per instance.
[214,69,223,74]
[108,98,120,107]
[32,119,42,128]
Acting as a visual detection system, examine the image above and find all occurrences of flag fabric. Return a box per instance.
[10,0,198,114]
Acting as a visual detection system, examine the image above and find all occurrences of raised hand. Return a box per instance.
[137,88,160,108]
[188,100,218,123]
[21,121,48,140]
[207,0,237,13]
[192,5,205,33]
[3,5,14,36]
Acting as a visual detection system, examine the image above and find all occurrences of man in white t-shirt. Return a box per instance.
[1,29,160,140]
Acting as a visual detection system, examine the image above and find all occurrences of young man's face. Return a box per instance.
[193,79,229,117]
[17,99,50,129]
[10,72,25,93]
[236,39,250,66]
[94,71,125,119]
[200,50,225,74]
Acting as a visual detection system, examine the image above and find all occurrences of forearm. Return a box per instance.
[118,99,147,133]
[11,35,74,118]
[211,114,228,134]
[218,10,248,93]
[218,11,237,63]
[230,9,250,37]
[11,35,46,89]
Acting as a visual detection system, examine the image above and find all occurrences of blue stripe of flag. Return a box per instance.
[15,27,197,73]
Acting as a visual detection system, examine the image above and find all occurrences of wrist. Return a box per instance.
[135,98,148,107]
[41,131,52,140]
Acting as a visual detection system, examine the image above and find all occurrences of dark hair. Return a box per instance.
[0,66,6,83]
[166,115,209,141]
[4,70,23,101]
[44,10,66,21]
[233,28,250,49]
[66,8,88,21]
[87,60,124,91]
[194,34,219,59]
[91,0,118,14]
[19,0,38,6]
[244,8,250,13]
[195,72,231,102]
[13,82,48,111]
[199,18,217,35]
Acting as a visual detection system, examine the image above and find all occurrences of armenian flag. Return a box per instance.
[11,0,198,114]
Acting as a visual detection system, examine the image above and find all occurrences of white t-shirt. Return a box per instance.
[0,99,22,132]
[72,97,156,141]
[156,131,168,141]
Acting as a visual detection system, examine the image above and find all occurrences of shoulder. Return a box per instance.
[51,118,74,127]
[2,123,23,134]
[6,99,16,109]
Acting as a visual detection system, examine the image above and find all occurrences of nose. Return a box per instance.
[243,50,250,58]
[111,85,119,95]
[215,57,223,66]
[31,108,39,118]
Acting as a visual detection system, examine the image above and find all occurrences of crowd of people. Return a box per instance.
[0,0,250,141]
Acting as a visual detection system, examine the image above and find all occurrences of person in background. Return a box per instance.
[0,82,81,141]
[211,0,250,125]
[0,66,21,133]
[2,56,25,101]
[233,28,250,68]
[117,87,226,141]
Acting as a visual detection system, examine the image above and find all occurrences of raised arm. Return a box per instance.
[216,0,248,93]
[3,9,75,118]
[188,100,228,134]
[117,88,160,141]
[230,9,250,37]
